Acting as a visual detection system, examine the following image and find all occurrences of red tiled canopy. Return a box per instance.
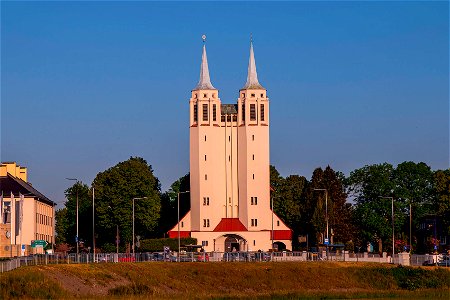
[213,218,248,232]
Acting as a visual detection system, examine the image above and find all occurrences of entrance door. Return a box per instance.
[225,236,240,252]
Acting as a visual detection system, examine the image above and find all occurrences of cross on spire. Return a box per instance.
[193,35,216,90]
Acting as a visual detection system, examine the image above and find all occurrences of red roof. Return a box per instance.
[271,230,292,240]
[213,218,248,232]
[168,231,191,238]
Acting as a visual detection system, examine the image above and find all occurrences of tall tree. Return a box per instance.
[93,157,161,249]
[159,173,190,236]
[435,169,450,236]
[58,182,92,248]
[347,163,402,253]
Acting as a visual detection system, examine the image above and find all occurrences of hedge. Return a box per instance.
[139,237,197,252]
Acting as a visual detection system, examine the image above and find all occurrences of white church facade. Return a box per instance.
[169,39,292,252]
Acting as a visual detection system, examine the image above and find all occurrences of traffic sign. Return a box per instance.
[324,238,329,245]
[31,240,48,248]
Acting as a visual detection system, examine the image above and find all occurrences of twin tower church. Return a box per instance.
[169,39,292,252]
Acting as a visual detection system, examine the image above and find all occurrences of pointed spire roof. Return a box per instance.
[193,41,216,90]
[242,41,264,90]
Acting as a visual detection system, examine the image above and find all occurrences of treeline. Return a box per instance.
[55,157,450,254]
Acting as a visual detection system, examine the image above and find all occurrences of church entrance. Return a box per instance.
[224,234,246,252]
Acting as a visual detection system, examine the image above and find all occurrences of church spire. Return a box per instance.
[242,39,264,90]
[193,35,216,90]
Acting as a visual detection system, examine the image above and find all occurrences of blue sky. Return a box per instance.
[1,2,448,206]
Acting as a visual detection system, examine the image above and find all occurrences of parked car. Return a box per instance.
[437,255,450,267]
[196,252,209,262]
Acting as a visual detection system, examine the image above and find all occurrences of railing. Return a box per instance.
[2,251,446,273]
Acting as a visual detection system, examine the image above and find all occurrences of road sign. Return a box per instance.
[324,238,329,245]
[31,240,48,248]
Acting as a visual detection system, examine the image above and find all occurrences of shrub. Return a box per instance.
[139,237,197,252]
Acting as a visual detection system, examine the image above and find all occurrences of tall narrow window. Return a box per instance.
[260,104,265,121]
[207,219,210,227]
[203,104,208,121]
[213,104,217,121]
[251,219,254,226]
[252,154,255,160]
[277,220,280,226]
[205,135,207,141]
[252,135,255,141]
[254,197,258,205]
[194,104,198,122]
[205,155,207,161]
[203,219,207,227]
[250,104,256,121]
[255,219,258,226]
[251,197,254,205]
[242,104,245,121]
[181,221,184,228]
[205,174,208,180]
[253,174,255,180]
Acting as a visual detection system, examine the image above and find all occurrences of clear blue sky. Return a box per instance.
[1,2,448,206]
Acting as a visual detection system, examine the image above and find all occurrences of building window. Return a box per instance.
[213,104,217,121]
[205,155,207,161]
[260,104,265,121]
[181,222,184,228]
[207,219,210,227]
[253,240,256,246]
[251,219,258,227]
[203,197,210,206]
[242,104,245,121]
[205,174,208,180]
[253,174,255,180]
[203,219,207,227]
[229,197,231,203]
[229,136,230,142]
[194,104,198,122]
[250,104,256,121]
[254,197,258,205]
[203,93,207,98]
[251,219,254,226]
[277,220,280,226]
[203,104,208,121]
[221,115,225,122]
[261,93,264,97]
[205,135,207,142]
[251,197,254,205]
[202,240,209,246]
[251,93,255,97]
[233,115,237,122]
[251,197,258,205]
[252,135,255,141]
[255,219,258,226]
[227,115,231,122]
[228,155,230,162]
[252,154,255,160]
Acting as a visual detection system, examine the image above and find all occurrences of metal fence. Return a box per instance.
[2,251,447,273]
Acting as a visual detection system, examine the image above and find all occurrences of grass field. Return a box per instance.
[1,262,449,299]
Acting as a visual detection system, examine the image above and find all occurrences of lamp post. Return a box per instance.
[177,191,190,261]
[132,197,147,256]
[66,178,79,260]
[314,188,328,260]
[92,186,95,262]
[379,196,394,263]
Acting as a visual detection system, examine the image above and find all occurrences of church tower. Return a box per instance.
[237,41,270,230]
[189,40,224,232]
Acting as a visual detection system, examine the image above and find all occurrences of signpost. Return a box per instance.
[324,238,329,245]
[31,240,48,248]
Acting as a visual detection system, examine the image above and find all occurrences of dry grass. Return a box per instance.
[1,262,449,299]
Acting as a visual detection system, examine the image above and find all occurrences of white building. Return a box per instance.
[169,40,292,252]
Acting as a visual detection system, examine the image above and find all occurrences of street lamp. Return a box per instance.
[177,191,190,261]
[314,188,329,259]
[132,197,147,257]
[379,196,394,263]
[66,178,79,259]
[92,186,95,262]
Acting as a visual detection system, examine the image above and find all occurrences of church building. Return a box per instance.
[169,39,292,252]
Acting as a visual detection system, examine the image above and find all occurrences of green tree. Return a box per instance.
[59,182,92,248]
[93,157,161,250]
[435,169,450,236]
[159,173,190,236]
[347,163,403,253]
[55,208,68,244]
